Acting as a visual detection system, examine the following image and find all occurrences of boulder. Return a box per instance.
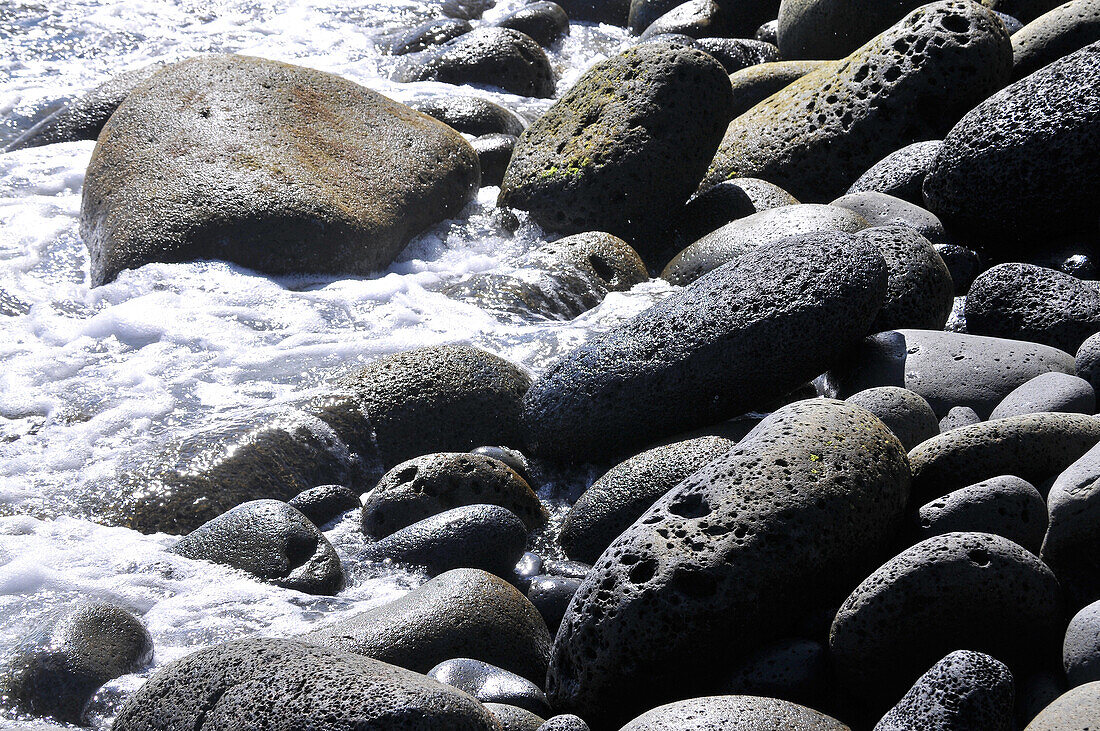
[497,2,570,46]
[853,225,954,332]
[1043,441,1100,608]
[691,38,780,73]
[637,0,730,40]
[934,243,982,294]
[288,484,360,527]
[472,133,517,187]
[777,0,928,59]
[539,716,590,731]
[395,28,556,97]
[1064,600,1100,686]
[617,696,850,730]
[667,177,799,254]
[428,658,551,716]
[990,372,1096,420]
[846,140,943,205]
[917,475,1048,553]
[413,95,526,137]
[527,575,581,633]
[388,18,473,55]
[845,386,940,451]
[1077,331,1100,392]
[726,60,832,118]
[830,191,946,244]
[1011,0,1100,79]
[1024,681,1100,729]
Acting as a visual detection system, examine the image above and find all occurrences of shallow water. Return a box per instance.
[0,0,659,725]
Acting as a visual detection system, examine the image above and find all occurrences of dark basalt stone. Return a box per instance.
[637,0,729,40]
[940,405,982,431]
[553,0,630,25]
[691,37,780,73]
[983,0,1070,24]
[1063,600,1100,686]
[917,475,1047,553]
[428,658,551,716]
[719,638,830,711]
[845,386,939,451]
[617,695,850,730]
[830,191,946,244]
[288,484,360,527]
[989,371,1096,420]
[538,715,591,731]
[388,18,473,55]
[667,177,799,257]
[413,95,526,137]
[527,574,582,633]
[1043,441,1100,609]
[777,0,930,59]
[472,133,517,187]
[1011,0,1100,79]
[934,243,981,294]
[486,703,547,731]
[846,140,943,205]
[497,2,570,46]
[726,59,833,118]
[852,225,954,332]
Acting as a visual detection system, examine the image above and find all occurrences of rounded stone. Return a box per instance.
[985,0,1077,25]
[845,140,943,205]
[497,2,570,46]
[934,243,981,294]
[707,1,1013,203]
[543,559,592,579]
[559,435,735,564]
[396,28,556,97]
[428,658,551,716]
[990,371,1096,420]
[830,191,946,244]
[917,475,1048,553]
[668,178,799,255]
[637,0,730,40]
[720,638,829,710]
[486,703,547,731]
[1011,0,1100,79]
[940,405,983,431]
[726,60,832,118]
[498,43,733,258]
[472,133,517,187]
[629,0,688,32]
[777,0,929,60]
[169,499,344,595]
[513,550,544,593]
[845,386,940,451]
[527,574,582,633]
[111,638,500,731]
[413,95,526,137]
[361,452,546,538]
[854,225,954,332]
[472,445,534,486]
[80,54,480,286]
[301,568,552,684]
[1042,440,1100,608]
[692,37,780,73]
[617,696,850,730]
[1077,331,1100,392]
[523,233,888,462]
[756,18,779,42]
[1024,681,1100,729]
[287,484,360,527]
[1064,600,1100,686]
[443,0,495,19]
[830,532,1063,718]
[538,715,590,731]
[388,18,473,55]
[554,0,630,25]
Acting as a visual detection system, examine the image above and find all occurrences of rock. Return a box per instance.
[966,263,1100,353]
[4,63,163,152]
[845,386,940,451]
[854,225,954,332]
[637,0,728,40]
[513,551,545,592]
[822,329,1077,418]
[874,650,1015,731]
[984,0,1070,24]
[692,38,780,73]
[395,28,556,98]
[668,178,799,254]
[935,243,982,294]
[524,233,888,462]
[428,658,551,716]
[662,203,867,285]
[830,191,946,244]
[1043,441,1100,608]
[362,504,528,578]
[287,484,360,527]
[472,445,534,486]
[1077,331,1100,392]
[845,140,943,205]
[301,568,552,683]
[388,18,473,55]
[777,0,932,59]
[617,696,850,730]
[917,475,1048,553]
[726,60,832,118]
[923,41,1100,248]
[706,1,1013,202]
[539,715,590,731]
[545,399,911,727]
[830,532,1063,718]
[111,638,499,731]
[1017,670,1067,729]
[487,703,547,730]
[362,452,545,537]
[998,10,1027,31]
[940,405,983,431]
[1024,681,1100,729]
[473,133,517,187]
[1064,600,1100,686]
[80,54,479,286]
[628,0,686,32]
[169,500,344,594]
[909,412,1100,503]
[559,435,735,564]
[756,18,779,42]
[527,574,582,633]
[443,0,496,19]
[990,372,1096,419]
[414,95,526,137]
[498,43,733,258]
[1012,0,1100,79]
[555,0,630,25]
[0,601,153,724]
[720,638,829,710]
[497,2,570,46]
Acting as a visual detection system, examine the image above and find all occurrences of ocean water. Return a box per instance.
[0,1,660,726]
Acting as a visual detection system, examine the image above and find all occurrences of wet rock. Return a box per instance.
[443,0,496,20]
[1024,681,1100,729]
[845,386,939,451]
[830,532,1063,718]
[556,0,630,25]
[706,1,1013,202]
[756,18,779,41]
[539,715,590,731]
[720,638,829,710]
[617,696,850,730]
[546,399,910,727]
[111,638,499,731]
[966,263,1100,353]
[1043,441,1100,608]
[288,484,360,527]
[846,140,943,205]
[497,2,570,46]
[691,38,780,73]
[543,559,592,579]
[413,95,526,137]
[822,329,1077,418]
[81,54,479,286]
[301,568,552,683]
[498,43,733,258]
[917,475,1048,553]
[628,0,686,32]
[396,28,556,98]
[170,499,344,595]
[0,601,153,724]
[487,703,546,730]
[940,405,983,431]
[527,575,582,633]
[874,650,1015,731]
[935,243,982,294]
[559,435,735,564]
[1012,0,1100,79]
[362,452,545,537]
[726,59,832,118]
[513,551,544,592]
[1064,600,1100,686]
[524,233,887,462]
[854,225,954,332]
[668,178,799,254]
[923,41,1100,249]
[990,372,1096,419]
[472,445,534,486]
[388,18,473,55]
[428,658,551,716]
[637,0,728,40]
[830,191,946,244]
[472,133,516,187]
[661,203,867,285]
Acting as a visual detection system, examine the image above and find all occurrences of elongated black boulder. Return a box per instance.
[917,475,1048,553]
[396,28,556,97]
[846,140,943,205]
[1011,0,1100,79]
[523,233,888,462]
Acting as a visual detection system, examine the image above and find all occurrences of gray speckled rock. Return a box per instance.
[80,54,479,286]
[726,59,833,118]
[1012,0,1100,79]
[830,532,1063,718]
[288,484,360,527]
[170,500,344,595]
[638,0,728,40]
[707,1,1012,202]
[395,28,556,97]
[721,638,829,710]
[1024,681,1100,729]
[0,601,152,724]
[917,475,1047,553]
[831,191,946,244]
[923,41,1100,248]
[874,650,1015,731]
[301,568,552,683]
[389,18,473,55]
[1064,600,1100,686]
[990,372,1096,420]
[966,264,1100,353]
[984,0,1074,24]
[1077,331,1100,392]
[546,399,910,728]
[777,0,929,59]
[935,243,982,294]
[756,18,779,42]
[618,696,850,730]
[472,133,517,187]
[413,95,526,137]
[498,43,733,257]
[538,715,590,731]
[487,703,547,730]
[362,452,545,537]
[822,329,1077,418]
[111,638,499,731]
[1043,441,1100,608]
[669,178,799,253]
[854,226,954,332]
[559,435,735,564]
[497,2,570,46]
[662,203,867,285]
[631,0,781,37]
[527,574,582,633]
[846,141,943,205]
[692,38,780,73]
[524,233,887,462]
[940,405,983,431]
[429,658,551,716]
[846,386,939,451]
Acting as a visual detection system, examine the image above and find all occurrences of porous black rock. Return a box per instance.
[523,233,888,462]
[527,574,582,633]
[720,638,829,710]
[555,0,630,25]
[726,59,832,118]
[497,2,570,46]
[388,18,473,55]
[472,133,517,187]
[538,715,591,731]
[1064,600,1100,686]
[413,95,526,137]
[845,386,939,451]
[169,499,344,595]
[831,191,946,244]
[1043,441,1100,608]
[691,37,780,73]
[428,658,551,716]
[853,225,954,332]
[1022,680,1100,729]
[917,475,1047,553]
[472,445,535,486]
[845,140,943,205]
[288,484,360,527]
[668,178,799,255]
[396,28,556,97]
[990,371,1096,420]
[1011,0,1100,79]
[777,0,929,59]
[617,696,850,730]
[934,243,982,294]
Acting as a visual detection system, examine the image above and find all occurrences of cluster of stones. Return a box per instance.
[5,0,1100,727]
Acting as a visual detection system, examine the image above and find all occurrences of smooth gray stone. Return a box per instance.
[846,386,939,451]
[497,2,570,46]
[413,95,526,136]
[395,28,556,97]
[527,574,581,633]
[1077,331,1100,392]
[990,372,1096,420]
[671,178,800,253]
[617,696,850,730]
[473,133,516,187]
[940,405,982,432]
[726,60,833,118]
[846,141,943,206]
[1043,440,1100,608]
[1064,600,1100,686]
[1024,681,1100,729]
[1011,0,1100,80]
[917,475,1047,554]
[486,703,546,731]
[428,658,551,716]
[831,191,946,244]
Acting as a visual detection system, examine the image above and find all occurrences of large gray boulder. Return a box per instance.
[395,28,556,97]
[80,54,479,285]
[618,695,850,730]
[1011,0,1100,79]
[846,140,943,205]
[1043,441,1100,608]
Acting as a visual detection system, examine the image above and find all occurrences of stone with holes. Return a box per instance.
[917,475,1047,553]
[538,715,590,731]
[487,703,546,730]
[618,695,850,730]
[288,484,360,527]
[940,406,982,432]
[990,372,1096,420]
[1012,0,1100,80]
[846,141,943,205]
[845,386,939,451]
[854,226,954,332]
